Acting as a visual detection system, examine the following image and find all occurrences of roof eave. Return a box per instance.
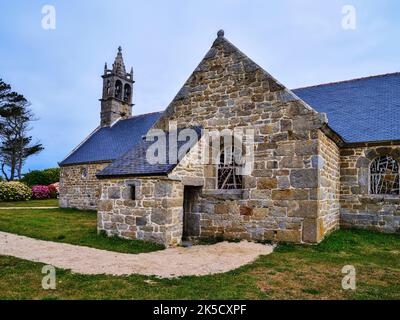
[96,172,170,179]
[342,139,400,148]
[59,159,114,168]
[320,124,346,148]
[319,124,400,148]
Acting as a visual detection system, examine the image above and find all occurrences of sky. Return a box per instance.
[1,0,400,173]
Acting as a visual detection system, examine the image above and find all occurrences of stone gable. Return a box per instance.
[97,33,338,246]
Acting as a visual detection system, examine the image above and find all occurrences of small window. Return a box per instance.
[370,156,400,195]
[81,168,88,179]
[130,185,136,200]
[217,144,243,190]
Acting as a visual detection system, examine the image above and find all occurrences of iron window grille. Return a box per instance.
[217,145,243,190]
[370,155,400,195]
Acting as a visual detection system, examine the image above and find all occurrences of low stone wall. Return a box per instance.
[97,178,184,247]
[59,163,110,210]
[340,145,400,233]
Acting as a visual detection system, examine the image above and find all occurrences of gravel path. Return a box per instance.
[0,231,273,278]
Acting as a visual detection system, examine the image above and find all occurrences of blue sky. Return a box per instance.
[1,0,400,172]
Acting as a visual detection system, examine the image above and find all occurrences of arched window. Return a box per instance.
[370,156,400,195]
[106,80,112,95]
[217,143,243,190]
[124,84,131,102]
[114,80,122,99]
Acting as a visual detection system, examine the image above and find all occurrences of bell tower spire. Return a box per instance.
[100,47,134,127]
[112,46,126,76]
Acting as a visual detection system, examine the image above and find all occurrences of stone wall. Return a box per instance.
[97,177,184,247]
[59,163,110,210]
[340,144,400,233]
[151,35,331,244]
[168,136,205,184]
[187,130,340,244]
[316,130,340,239]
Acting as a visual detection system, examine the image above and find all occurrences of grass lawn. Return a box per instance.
[0,208,399,300]
[0,208,163,254]
[0,199,59,208]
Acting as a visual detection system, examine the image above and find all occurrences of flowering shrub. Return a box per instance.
[0,182,32,202]
[31,185,50,200]
[48,182,59,199]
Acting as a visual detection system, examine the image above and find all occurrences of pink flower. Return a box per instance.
[32,185,50,200]
[48,183,59,192]
[48,183,59,199]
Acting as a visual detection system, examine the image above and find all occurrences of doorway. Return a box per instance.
[183,186,202,241]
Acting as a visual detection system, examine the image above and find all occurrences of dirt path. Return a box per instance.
[0,231,273,278]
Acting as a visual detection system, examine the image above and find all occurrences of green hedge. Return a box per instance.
[21,168,60,187]
[0,182,32,201]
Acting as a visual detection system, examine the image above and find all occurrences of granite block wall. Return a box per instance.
[340,145,400,233]
[97,177,184,247]
[59,163,110,210]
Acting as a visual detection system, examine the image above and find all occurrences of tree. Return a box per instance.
[0,79,44,181]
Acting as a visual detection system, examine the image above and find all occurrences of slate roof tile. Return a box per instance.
[293,73,400,143]
[96,126,203,177]
[59,112,162,166]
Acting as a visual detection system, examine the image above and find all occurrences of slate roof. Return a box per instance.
[97,126,203,177]
[293,73,400,143]
[59,112,162,166]
[61,72,400,173]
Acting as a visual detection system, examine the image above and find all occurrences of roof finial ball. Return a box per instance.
[217,29,225,38]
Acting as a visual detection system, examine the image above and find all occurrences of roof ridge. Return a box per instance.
[293,72,400,91]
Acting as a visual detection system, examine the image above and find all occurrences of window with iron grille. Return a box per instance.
[370,156,400,195]
[217,145,243,190]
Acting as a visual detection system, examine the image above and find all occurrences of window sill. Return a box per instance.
[360,194,400,203]
[369,194,400,199]
[203,189,245,200]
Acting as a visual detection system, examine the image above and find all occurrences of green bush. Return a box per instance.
[21,168,60,187]
[0,182,32,202]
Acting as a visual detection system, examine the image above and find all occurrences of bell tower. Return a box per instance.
[100,47,134,127]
